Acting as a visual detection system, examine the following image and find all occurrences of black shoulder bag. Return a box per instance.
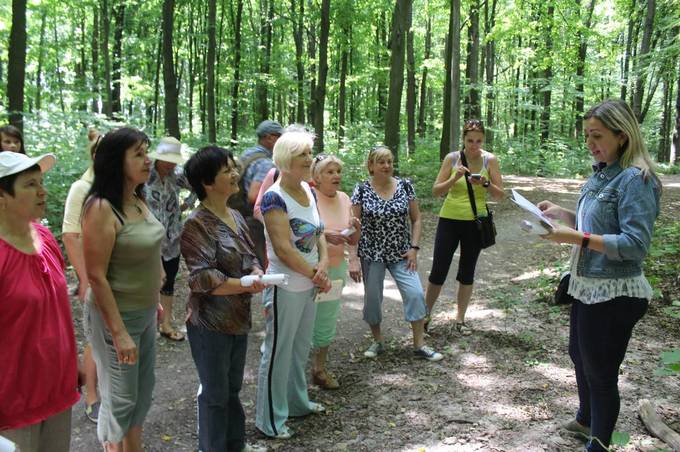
[460,151,497,249]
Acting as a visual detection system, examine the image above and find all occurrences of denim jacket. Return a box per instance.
[575,160,660,278]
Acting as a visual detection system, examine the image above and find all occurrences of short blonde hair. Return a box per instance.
[272,130,314,172]
[366,146,393,175]
[312,154,343,180]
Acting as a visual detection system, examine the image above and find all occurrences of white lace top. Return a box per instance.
[568,206,654,305]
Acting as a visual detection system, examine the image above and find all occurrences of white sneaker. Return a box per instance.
[308,401,325,414]
[414,345,443,362]
[363,342,384,358]
[241,444,268,452]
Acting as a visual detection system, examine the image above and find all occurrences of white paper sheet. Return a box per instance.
[511,189,555,230]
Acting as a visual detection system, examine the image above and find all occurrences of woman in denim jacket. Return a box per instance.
[538,99,661,452]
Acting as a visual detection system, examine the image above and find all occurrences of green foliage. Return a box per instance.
[610,431,631,447]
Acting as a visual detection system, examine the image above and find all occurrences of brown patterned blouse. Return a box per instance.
[180,205,262,334]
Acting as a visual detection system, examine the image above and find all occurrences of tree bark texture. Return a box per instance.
[230,0,243,142]
[312,0,331,153]
[632,0,655,122]
[162,0,181,139]
[207,0,217,142]
[405,0,416,154]
[464,0,481,119]
[7,0,27,130]
[111,0,125,114]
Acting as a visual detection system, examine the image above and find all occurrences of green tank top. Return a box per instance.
[439,151,490,220]
[106,209,165,312]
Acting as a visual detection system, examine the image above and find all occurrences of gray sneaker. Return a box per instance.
[414,345,443,362]
[363,342,384,358]
[85,401,100,423]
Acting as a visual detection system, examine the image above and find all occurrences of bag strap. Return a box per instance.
[459,151,480,220]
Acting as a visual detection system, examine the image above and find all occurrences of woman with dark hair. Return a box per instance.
[81,127,165,451]
[538,99,661,451]
[181,146,266,452]
[0,124,26,154]
[425,119,504,334]
[0,151,80,451]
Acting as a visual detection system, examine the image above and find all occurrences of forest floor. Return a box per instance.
[69,174,680,452]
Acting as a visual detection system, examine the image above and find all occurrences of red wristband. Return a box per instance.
[581,232,591,249]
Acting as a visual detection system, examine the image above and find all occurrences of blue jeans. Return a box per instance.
[569,297,648,452]
[361,259,426,325]
[187,323,247,452]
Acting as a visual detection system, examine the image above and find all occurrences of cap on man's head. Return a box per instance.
[256,120,284,138]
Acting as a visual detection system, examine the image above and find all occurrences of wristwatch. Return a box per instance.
[483,181,491,188]
[581,232,591,249]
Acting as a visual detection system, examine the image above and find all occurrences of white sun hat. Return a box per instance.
[147,136,186,165]
[0,151,56,178]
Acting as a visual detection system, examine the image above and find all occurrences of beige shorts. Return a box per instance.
[0,407,71,452]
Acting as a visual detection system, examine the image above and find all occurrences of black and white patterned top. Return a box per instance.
[351,178,416,263]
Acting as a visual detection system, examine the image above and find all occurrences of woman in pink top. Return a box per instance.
[0,152,80,451]
[310,155,360,389]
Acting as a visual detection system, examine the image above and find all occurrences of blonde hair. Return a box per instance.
[272,129,314,172]
[366,146,393,176]
[584,99,658,182]
[312,154,343,180]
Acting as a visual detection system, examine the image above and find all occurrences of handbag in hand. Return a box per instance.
[554,272,575,305]
[460,151,497,249]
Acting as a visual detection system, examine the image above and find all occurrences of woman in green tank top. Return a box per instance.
[82,127,164,451]
[424,120,505,335]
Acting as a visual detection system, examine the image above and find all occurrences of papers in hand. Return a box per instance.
[315,279,344,303]
[240,274,289,287]
[511,189,554,233]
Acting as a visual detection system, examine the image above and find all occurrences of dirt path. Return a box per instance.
[70,175,680,451]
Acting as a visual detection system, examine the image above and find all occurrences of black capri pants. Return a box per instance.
[428,217,483,286]
[160,255,181,296]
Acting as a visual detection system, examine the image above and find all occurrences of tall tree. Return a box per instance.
[384,0,412,169]
[312,0,331,152]
[111,0,125,114]
[483,0,497,148]
[439,3,454,159]
[292,0,305,123]
[464,0,481,119]
[6,0,27,130]
[417,14,431,137]
[34,8,48,112]
[574,0,597,138]
[230,0,244,142]
[255,0,273,122]
[539,4,555,146]
[162,0,181,138]
[405,0,416,154]
[440,0,461,159]
[91,4,100,113]
[632,0,655,122]
[206,0,217,142]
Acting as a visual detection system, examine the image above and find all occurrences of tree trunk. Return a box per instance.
[7,0,27,130]
[312,0,331,152]
[230,0,243,143]
[621,0,636,101]
[405,0,416,154]
[574,0,597,138]
[338,24,349,148]
[632,0,655,122]
[35,8,47,112]
[376,12,388,123]
[540,4,555,146]
[464,0,480,119]
[417,15,431,137]
[659,74,671,162]
[162,0,180,138]
[77,14,88,112]
[449,0,462,155]
[439,3,454,159]
[673,58,680,165]
[292,0,305,124]
[188,1,196,134]
[53,20,66,113]
[152,32,162,133]
[255,0,273,122]
[483,0,497,148]
[111,0,125,114]
[207,0,217,142]
[91,4,100,113]
[384,0,412,171]
[307,0,316,126]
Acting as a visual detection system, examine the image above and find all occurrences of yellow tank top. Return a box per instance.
[439,151,490,220]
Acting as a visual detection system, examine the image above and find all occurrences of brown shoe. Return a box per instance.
[312,370,340,390]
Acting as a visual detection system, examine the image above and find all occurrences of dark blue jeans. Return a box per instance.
[187,323,248,452]
[569,296,648,452]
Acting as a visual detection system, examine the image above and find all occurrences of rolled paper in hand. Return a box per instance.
[240,274,289,287]
[340,226,356,237]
